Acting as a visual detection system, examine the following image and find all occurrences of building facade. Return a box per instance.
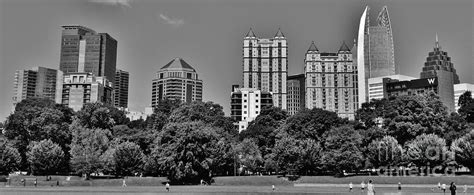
[454,83,474,112]
[230,88,273,132]
[357,6,396,106]
[287,74,305,115]
[242,28,287,109]
[114,69,129,108]
[420,35,460,84]
[61,72,113,111]
[304,41,358,119]
[151,58,203,107]
[368,74,416,101]
[59,25,117,83]
[13,67,63,106]
[386,73,454,112]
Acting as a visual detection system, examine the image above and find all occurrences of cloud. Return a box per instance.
[89,0,132,8]
[159,13,184,27]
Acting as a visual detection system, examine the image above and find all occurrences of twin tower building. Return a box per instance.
[231,6,459,132]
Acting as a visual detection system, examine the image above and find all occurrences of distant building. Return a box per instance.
[357,6,397,106]
[368,74,416,101]
[242,28,287,109]
[59,25,117,83]
[304,41,358,120]
[151,58,203,107]
[230,88,273,132]
[420,34,460,84]
[386,74,454,112]
[287,74,305,115]
[61,72,113,111]
[454,83,474,111]
[114,69,129,108]
[13,67,63,106]
[125,109,149,121]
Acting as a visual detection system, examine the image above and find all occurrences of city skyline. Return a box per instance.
[1,0,472,120]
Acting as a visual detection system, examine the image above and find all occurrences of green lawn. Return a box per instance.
[1,185,473,195]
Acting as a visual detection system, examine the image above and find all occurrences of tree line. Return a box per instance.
[0,91,473,183]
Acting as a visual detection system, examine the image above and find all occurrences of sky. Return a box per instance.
[0,0,472,121]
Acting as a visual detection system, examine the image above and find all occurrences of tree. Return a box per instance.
[113,141,145,176]
[321,125,364,175]
[404,134,450,170]
[76,102,118,129]
[26,139,64,175]
[3,98,73,170]
[146,99,181,131]
[236,139,263,174]
[112,125,154,154]
[168,101,226,124]
[356,99,388,128]
[443,112,470,145]
[148,121,228,183]
[451,130,474,174]
[366,136,403,169]
[273,136,322,175]
[0,138,21,175]
[69,120,111,179]
[102,141,145,177]
[458,91,474,123]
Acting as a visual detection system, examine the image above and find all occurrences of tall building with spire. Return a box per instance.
[420,34,460,84]
[304,41,358,119]
[242,28,287,109]
[151,58,203,107]
[357,6,396,106]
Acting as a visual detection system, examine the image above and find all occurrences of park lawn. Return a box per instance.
[297,175,474,185]
[3,175,168,187]
[212,176,294,186]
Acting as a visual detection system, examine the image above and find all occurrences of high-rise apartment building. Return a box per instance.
[114,69,129,108]
[61,72,113,111]
[151,58,203,107]
[13,67,63,106]
[287,74,305,115]
[454,83,474,112]
[357,6,396,106]
[59,25,117,83]
[420,35,460,84]
[230,88,273,132]
[242,28,287,109]
[304,41,358,119]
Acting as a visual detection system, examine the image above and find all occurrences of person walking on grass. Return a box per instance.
[166,182,170,192]
[367,180,375,195]
[122,178,127,187]
[450,182,456,195]
[442,183,447,194]
[349,182,353,192]
[361,181,365,192]
[463,185,467,194]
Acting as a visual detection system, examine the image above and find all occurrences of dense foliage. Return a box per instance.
[1,93,474,180]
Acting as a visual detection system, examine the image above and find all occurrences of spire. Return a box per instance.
[274,28,285,38]
[339,41,351,51]
[435,33,440,48]
[245,28,256,38]
[308,41,318,52]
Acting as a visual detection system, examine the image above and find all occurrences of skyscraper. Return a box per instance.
[420,35,460,84]
[304,41,358,119]
[13,67,63,106]
[151,58,203,107]
[287,74,305,115]
[114,69,129,108]
[59,25,117,83]
[242,28,287,109]
[357,6,396,106]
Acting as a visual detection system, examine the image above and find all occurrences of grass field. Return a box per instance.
[1,185,474,195]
